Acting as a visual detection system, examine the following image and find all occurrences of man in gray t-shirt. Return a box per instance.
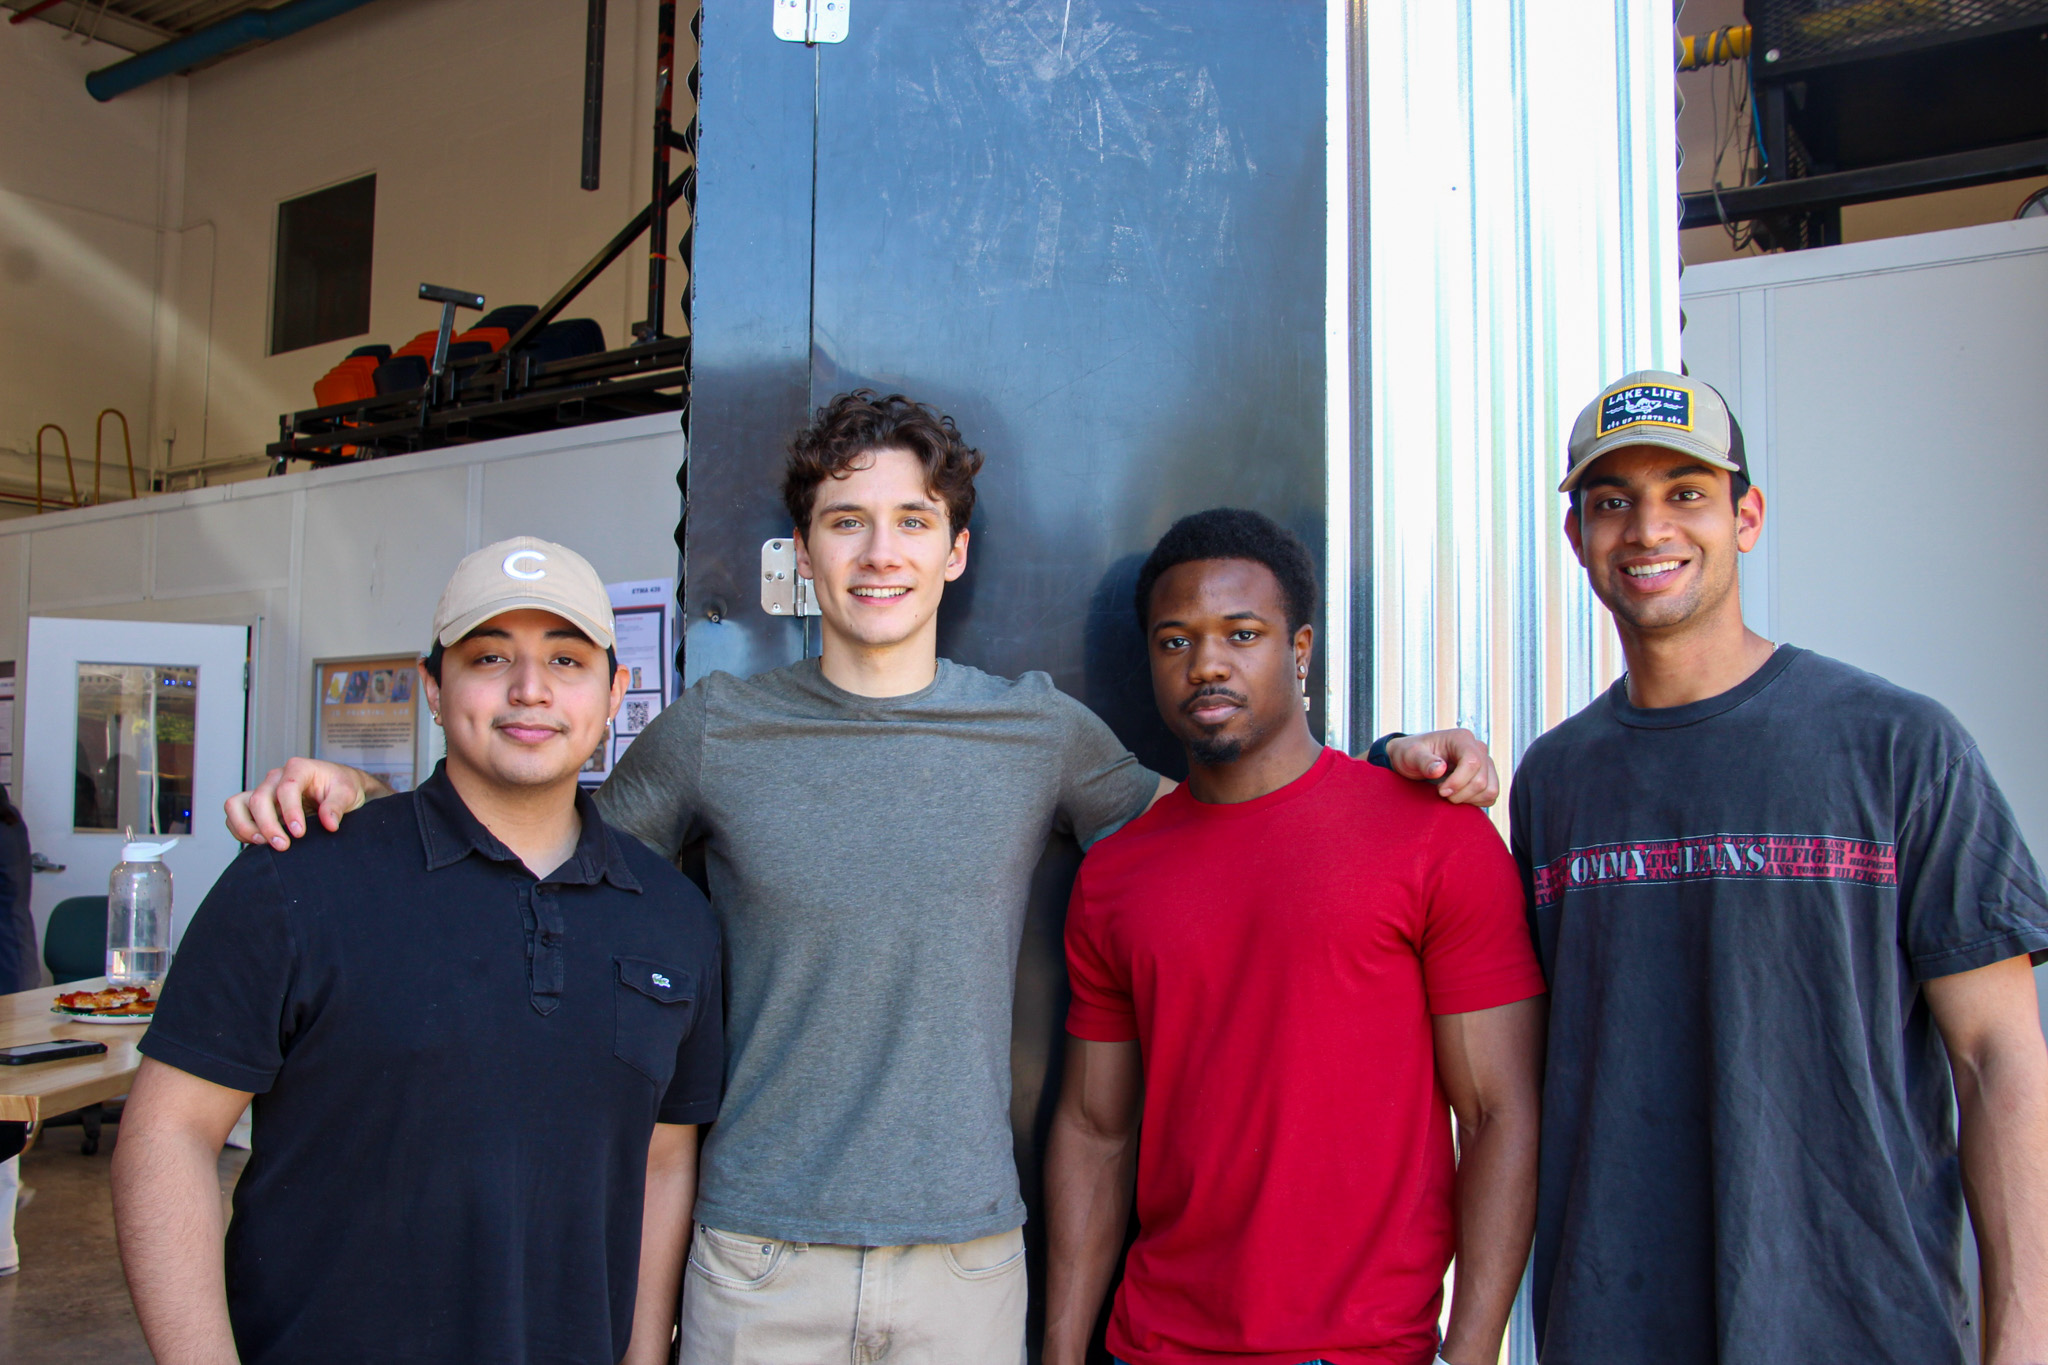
[226,392,1493,1363]
[598,657,1152,1250]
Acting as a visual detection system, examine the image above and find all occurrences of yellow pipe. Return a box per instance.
[1677,23,1752,71]
[34,424,77,512]
[95,407,137,502]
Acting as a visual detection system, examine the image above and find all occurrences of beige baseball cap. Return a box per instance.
[1560,369,1748,493]
[430,536,616,650]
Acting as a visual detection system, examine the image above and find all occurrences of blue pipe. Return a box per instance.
[86,0,382,102]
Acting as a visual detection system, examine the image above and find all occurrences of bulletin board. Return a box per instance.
[313,655,422,793]
[581,579,677,787]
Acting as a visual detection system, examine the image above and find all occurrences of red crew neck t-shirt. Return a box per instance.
[1065,747,1545,1365]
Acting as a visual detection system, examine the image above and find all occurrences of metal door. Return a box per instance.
[687,5,1327,1353]
[21,618,250,974]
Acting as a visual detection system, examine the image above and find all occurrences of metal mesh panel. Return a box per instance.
[1751,0,2048,64]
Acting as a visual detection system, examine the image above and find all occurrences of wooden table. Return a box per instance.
[0,977,149,1123]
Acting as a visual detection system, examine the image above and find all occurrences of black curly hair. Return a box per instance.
[1133,508,1319,632]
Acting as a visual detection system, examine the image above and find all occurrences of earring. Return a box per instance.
[1299,667,1311,712]
[431,712,442,726]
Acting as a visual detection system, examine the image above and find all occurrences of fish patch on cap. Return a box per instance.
[1598,383,1693,438]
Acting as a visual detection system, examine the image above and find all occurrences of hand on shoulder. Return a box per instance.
[224,758,382,851]
[1382,729,1499,807]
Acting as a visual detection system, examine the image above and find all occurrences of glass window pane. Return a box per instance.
[270,174,376,355]
[74,664,199,835]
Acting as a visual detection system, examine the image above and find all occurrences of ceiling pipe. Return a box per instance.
[85,0,382,102]
[9,1,70,27]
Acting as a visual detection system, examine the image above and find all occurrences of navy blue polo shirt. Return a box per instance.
[141,764,723,1365]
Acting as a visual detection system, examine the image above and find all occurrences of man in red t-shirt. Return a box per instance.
[1043,509,1546,1365]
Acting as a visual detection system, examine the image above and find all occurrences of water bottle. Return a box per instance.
[108,838,178,987]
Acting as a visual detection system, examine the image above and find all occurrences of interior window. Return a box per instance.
[74,663,198,835]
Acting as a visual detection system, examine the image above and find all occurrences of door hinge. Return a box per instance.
[773,0,848,45]
[760,538,819,617]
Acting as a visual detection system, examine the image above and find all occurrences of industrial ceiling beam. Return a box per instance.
[83,0,382,100]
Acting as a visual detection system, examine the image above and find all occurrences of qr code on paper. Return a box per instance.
[622,699,653,733]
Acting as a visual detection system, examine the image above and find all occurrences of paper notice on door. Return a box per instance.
[591,579,675,786]
[0,661,14,788]
[313,655,419,792]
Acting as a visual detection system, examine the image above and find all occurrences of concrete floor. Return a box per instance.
[0,1118,247,1363]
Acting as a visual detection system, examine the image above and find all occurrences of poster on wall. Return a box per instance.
[314,655,420,792]
[583,579,676,787]
[0,661,13,789]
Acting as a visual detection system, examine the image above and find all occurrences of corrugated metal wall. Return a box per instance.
[1330,3,1680,1357]
[1334,0,1680,785]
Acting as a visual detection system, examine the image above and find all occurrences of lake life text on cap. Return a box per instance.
[1560,369,1749,493]
[430,536,617,651]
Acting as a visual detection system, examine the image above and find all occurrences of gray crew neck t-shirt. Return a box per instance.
[596,656,1159,1245]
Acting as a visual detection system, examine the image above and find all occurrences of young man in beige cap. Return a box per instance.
[220,395,1496,1363]
[114,538,724,1365]
[1514,372,2048,1365]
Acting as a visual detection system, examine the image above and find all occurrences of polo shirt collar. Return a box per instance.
[413,762,641,892]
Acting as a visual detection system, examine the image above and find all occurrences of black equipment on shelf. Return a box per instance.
[1680,0,2048,245]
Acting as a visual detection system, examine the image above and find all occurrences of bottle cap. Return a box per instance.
[120,839,179,862]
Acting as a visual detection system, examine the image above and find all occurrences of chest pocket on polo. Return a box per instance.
[613,956,698,1087]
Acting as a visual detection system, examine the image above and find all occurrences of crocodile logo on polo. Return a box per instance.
[652,972,671,988]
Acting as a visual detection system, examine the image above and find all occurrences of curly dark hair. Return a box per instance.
[1133,508,1319,632]
[782,390,984,537]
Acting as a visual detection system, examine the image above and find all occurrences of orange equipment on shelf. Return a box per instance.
[314,357,381,407]
[452,326,512,352]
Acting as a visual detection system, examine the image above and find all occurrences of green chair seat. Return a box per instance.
[44,896,107,985]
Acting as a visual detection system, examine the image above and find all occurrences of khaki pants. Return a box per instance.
[677,1222,1028,1365]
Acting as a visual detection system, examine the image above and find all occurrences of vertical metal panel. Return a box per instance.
[1361,0,1678,781]
[1348,5,1678,1360]
[686,5,1326,1356]
[681,5,815,688]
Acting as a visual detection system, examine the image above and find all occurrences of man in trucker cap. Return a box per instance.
[1511,371,2048,1365]
[114,537,724,1365]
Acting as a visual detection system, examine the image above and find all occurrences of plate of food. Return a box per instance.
[52,985,157,1024]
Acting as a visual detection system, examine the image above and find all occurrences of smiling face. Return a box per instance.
[1565,444,1765,636]
[793,445,969,658]
[422,608,626,793]
[1146,557,1313,767]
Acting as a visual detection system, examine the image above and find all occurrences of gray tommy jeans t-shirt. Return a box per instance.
[595,657,1159,1245]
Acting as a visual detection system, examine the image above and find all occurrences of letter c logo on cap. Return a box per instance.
[503,550,548,581]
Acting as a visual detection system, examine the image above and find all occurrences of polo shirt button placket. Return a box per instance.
[522,883,567,1016]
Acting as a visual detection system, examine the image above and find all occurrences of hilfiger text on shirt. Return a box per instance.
[1532,834,1898,910]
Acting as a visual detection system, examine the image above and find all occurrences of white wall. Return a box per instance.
[179,0,679,469]
[0,0,685,495]
[1681,216,2048,1027]
[0,414,685,925]
[0,20,177,504]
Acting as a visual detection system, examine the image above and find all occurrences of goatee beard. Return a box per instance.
[1187,734,1244,766]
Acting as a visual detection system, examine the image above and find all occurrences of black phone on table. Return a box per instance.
[0,1039,109,1065]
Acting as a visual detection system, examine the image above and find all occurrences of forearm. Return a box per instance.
[1042,1116,1138,1365]
[355,768,393,802]
[1439,1111,1539,1365]
[111,1123,238,1365]
[622,1128,697,1365]
[1957,1054,2048,1363]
